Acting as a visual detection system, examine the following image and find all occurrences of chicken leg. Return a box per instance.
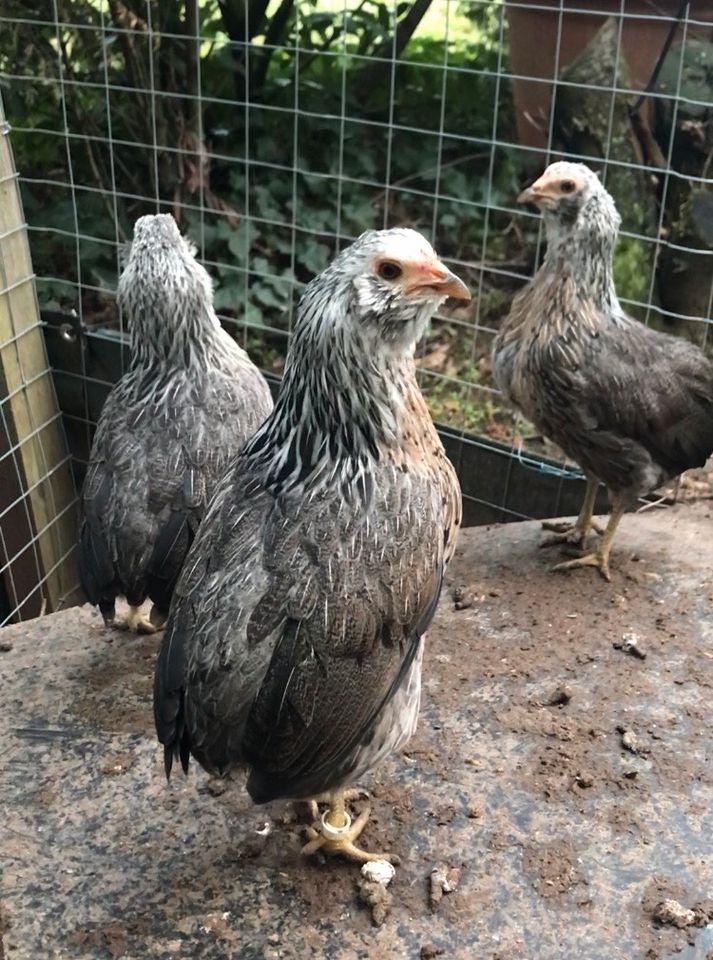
[541,477,603,548]
[296,788,367,824]
[301,789,397,863]
[552,495,626,581]
[115,604,159,635]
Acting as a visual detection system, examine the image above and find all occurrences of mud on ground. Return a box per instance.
[1,503,712,959]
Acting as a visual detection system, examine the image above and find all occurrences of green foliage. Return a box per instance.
[613,235,652,308]
[0,1,514,336]
[1,0,704,441]
[0,0,530,437]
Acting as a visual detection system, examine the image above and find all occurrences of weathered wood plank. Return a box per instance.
[0,101,79,621]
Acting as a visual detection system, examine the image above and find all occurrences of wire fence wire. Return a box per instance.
[0,0,712,623]
[0,102,80,626]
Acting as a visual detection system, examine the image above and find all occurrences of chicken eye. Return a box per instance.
[560,180,576,194]
[378,261,402,281]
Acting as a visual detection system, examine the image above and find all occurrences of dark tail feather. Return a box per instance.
[147,512,192,611]
[180,733,190,775]
[164,745,174,780]
[162,715,191,780]
[78,517,115,606]
[154,621,191,780]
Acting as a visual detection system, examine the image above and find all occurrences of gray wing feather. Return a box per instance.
[79,365,272,614]
[154,460,448,800]
[552,320,713,491]
[244,562,443,802]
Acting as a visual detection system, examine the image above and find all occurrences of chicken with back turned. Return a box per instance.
[79,214,273,633]
[492,161,713,580]
[153,228,469,862]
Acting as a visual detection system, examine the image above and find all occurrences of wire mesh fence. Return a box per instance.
[0,0,712,622]
[0,101,80,626]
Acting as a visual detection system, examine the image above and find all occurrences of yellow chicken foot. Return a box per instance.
[115,604,158,635]
[552,497,626,582]
[541,478,602,548]
[301,789,397,864]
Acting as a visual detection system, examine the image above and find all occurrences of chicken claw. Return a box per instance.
[115,604,159,635]
[301,790,397,864]
[552,551,611,582]
[540,478,602,549]
[540,519,604,548]
[295,788,368,824]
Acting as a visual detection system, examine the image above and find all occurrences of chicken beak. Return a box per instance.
[408,263,471,301]
[518,176,556,206]
[432,268,471,301]
[517,186,540,204]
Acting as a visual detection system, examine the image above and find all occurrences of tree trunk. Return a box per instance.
[251,0,294,94]
[218,0,272,101]
[358,0,434,106]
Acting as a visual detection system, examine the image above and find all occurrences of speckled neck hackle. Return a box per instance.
[541,174,622,313]
[244,230,450,500]
[118,214,243,375]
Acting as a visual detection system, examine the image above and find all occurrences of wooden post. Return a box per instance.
[0,99,79,622]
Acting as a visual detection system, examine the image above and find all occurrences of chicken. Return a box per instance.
[492,161,713,580]
[78,214,273,633]
[153,228,469,862]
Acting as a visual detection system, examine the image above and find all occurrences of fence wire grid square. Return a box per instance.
[0,0,712,623]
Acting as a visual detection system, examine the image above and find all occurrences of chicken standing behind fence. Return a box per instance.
[492,161,713,580]
[78,214,273,633]
[153,228,469,863]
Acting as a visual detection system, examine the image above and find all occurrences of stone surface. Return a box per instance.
[1,503,713,959]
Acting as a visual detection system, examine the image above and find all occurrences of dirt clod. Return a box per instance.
[653,899,698,928]
[618,728,641,755]
[429,863,462,912]
[613,633,647,659]
[452,584,474,610]
[546,685,573,706]
[0,639,13,652]
[420,945,445,959]
[358,875,393,926]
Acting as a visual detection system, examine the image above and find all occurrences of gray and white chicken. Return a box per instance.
[154,228,469,862]
[493,161,713,580]
[79,214,273,633]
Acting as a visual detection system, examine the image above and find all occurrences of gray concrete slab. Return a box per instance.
[1,504,712,959]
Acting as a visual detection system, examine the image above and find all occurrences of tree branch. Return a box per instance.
[377,0,432,61]
[359,0,433,103]
[251,0,294,95]
[218,0,271,102]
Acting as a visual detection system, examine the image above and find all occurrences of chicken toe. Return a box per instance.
[540,478,602,548]
[115,605,158,635]
[301,791,397,864]
[552,551,611,582]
